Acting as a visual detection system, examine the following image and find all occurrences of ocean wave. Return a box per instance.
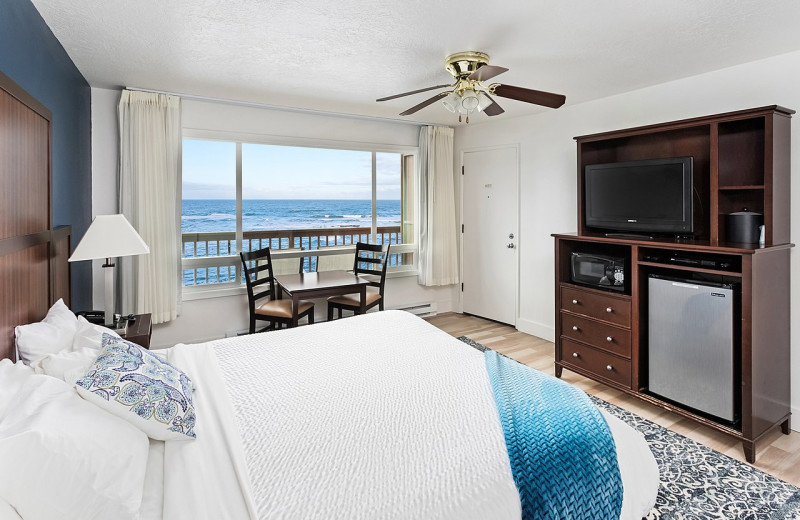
[304,214,371,219]
[183,216,228,221]
[182,213,234,219]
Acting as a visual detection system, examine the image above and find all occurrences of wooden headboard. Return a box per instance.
[0,70,72,361]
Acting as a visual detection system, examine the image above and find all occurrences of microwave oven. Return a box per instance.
[570,253,625,292]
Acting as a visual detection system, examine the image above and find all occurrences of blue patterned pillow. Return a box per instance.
[75,334,196,441]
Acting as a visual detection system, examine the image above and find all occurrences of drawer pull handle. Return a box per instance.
[606,365,613,371]
[572,299,579,305]
[606,336,613,342]
[606,307,613,313]
[572,352,579,358]
[572,325,579,331]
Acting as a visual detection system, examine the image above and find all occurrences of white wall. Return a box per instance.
[91,93,458,348]
[90,87,121,308]
[454,49,800,426]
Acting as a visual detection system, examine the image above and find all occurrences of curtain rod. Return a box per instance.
[126,86,429,127]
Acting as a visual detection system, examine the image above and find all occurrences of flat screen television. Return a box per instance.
[584,157,694,235]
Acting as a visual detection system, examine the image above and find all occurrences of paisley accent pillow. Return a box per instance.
[75,334,196,441]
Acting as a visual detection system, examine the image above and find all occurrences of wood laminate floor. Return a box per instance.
[425,312,800,486]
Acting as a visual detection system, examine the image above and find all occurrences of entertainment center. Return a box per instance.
[553,106,793,463]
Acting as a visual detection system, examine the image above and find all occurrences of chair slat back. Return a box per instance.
[240,247,276,307]
[353,242,390,294]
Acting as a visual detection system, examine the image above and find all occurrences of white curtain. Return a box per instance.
[418,126,460,286]
[118,90,182,324]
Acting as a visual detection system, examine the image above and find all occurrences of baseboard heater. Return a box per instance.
[391,302,437,318]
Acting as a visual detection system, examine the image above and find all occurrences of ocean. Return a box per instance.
[182,199,401,233]
[182,199,403,285]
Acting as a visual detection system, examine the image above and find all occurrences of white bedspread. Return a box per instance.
[157,310,657,520]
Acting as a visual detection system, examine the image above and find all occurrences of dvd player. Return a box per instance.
[642,253,733,271]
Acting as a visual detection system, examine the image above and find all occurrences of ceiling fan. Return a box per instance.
[377,51,566,123]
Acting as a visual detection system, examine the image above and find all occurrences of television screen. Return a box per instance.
[585,157,693,234]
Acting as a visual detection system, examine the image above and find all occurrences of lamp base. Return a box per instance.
[103,260,115,327]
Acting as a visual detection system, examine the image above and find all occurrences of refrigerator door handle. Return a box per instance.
[671,282,701,290]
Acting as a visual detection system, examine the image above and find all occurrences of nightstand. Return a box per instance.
[120,314,152,349]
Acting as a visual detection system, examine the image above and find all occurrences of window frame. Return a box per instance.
[181,129,419,299]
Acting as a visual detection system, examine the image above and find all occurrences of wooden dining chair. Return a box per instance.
[240,247,314,333]
[326,242,390,320]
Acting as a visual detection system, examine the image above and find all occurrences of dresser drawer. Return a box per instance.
[561,285,631,327]
[560,312,631,358]
[560,338,631,388]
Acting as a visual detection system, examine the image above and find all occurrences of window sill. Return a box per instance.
[386,268,418,279]
[182,284,246,301]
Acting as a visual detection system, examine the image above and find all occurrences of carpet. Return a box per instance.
[456,336,800,520]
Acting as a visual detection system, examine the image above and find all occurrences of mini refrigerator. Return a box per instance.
[648,276,737,421]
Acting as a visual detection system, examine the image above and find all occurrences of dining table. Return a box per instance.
[274,270,368,326]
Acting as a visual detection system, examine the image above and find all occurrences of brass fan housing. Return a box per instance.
[445,51,490,78]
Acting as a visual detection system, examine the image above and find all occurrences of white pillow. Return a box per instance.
[0,361,34,419]
[75,334,197,441]
[0,361,149,520]
[72,315,120,351]
[30,347,99,385]
[13,299,78,364]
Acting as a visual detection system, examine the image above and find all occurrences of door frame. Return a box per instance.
[459,143,521,327]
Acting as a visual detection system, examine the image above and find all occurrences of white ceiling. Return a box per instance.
[31,0,800,125]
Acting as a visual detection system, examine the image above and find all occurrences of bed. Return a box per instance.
[159,310,659,520]
[0,70,658,520]
[2,307,658,520]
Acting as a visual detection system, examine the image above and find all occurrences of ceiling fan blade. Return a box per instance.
[482,94,505,116]
[492,84,566,109]
[468,65,509,83]
[377,84,452,102]
[399,92,447,116]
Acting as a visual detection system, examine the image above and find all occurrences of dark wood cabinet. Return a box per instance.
[555,106,793,463]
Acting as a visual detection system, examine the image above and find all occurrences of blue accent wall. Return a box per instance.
[0,0,92,310]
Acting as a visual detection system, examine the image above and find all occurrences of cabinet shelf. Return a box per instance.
[718,185,764,191]
[637,261,742,277]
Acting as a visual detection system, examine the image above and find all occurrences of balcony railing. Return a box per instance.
[181,226,412,286]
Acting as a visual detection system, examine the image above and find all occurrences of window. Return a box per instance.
[181,135,417,292]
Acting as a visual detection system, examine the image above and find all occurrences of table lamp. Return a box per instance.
[69,214,150,326]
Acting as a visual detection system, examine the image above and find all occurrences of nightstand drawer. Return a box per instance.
[561,285,631,327]
[560,312,631,358]
[560,338,631,388]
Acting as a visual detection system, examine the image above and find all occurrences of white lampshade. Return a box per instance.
[69,214,150,262]
[442,92,460,113]
[477,92,493,112]
[460,90,479,111]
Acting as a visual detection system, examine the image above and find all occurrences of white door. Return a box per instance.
[462,146,519,325]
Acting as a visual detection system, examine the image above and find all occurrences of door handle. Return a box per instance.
[507,243,515,249]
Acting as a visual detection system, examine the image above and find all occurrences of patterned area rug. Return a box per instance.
[456,336,800,520]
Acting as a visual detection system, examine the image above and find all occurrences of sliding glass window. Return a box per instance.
[181,136,417,292]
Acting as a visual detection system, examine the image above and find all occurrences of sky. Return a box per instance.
[182,139,403,200]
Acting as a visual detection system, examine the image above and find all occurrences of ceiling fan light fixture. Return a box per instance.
[460,90,479,111]
[377,51,566,121]
[477,92,493,112]
[442,92,460,113]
